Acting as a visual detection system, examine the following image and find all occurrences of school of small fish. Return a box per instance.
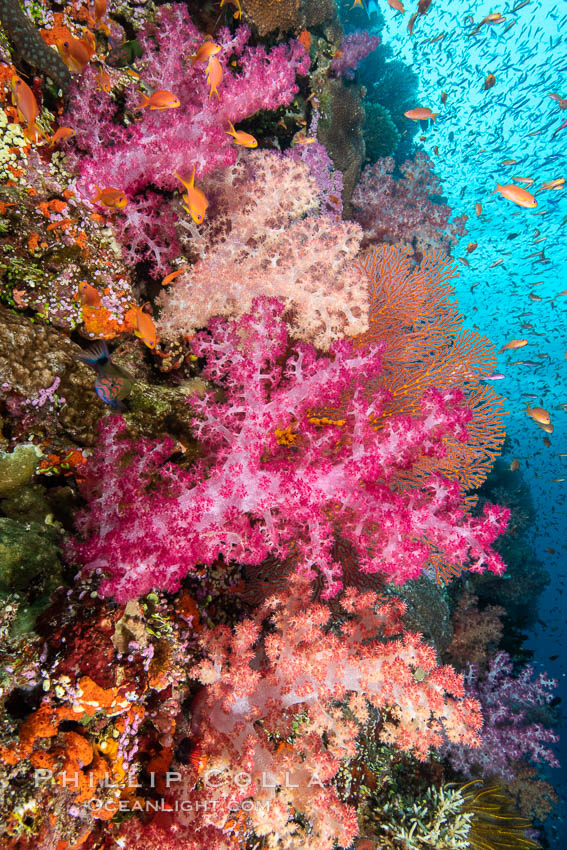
[375,0,566,804]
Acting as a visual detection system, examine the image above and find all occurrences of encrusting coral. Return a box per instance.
[0,0,71,92]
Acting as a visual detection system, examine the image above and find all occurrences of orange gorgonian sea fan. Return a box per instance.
[353,244,507,582]
[355,244,507,487]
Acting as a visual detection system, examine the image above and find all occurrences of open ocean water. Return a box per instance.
[370,0,567,840]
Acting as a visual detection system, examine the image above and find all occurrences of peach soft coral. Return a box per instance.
[115,577,481,850]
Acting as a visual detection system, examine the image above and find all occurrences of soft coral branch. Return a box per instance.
[133,578,481,850]
[68,296,508,601]
[64,4,310,273]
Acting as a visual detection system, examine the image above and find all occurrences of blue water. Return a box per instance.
[363,0,567,839]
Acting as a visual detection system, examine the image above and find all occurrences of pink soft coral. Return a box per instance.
[117,577,481,850]
[68,296,508,601]
[352,153,468,259]
[157,150,367,349]
[64,4,310,274]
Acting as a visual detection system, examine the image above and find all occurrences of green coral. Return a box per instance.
[0,516,62,594]
[358,779,541,850]
[363,102,400,164]
[378,783,474,848]
[0,444,40,497]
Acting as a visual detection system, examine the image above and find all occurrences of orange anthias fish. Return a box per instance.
[226,121,257,148]
[49,126,75,146]
[404,107,438,122]
[175,167,208,224]
[207,55,222,101]
[522,405,551,426]
[483,73,496,89]
[191,40,221,66]
[472,12,505,33]
[387,0,406,12]
[57,34,95,74]
[161,269,187,286]
[509,458,520,471]
[93,0,107,26]
[466,242,477,253]
[220,0,241,19]
[498,339,528,353]
[95,68,112,92]
[136,90,181,111]
[92,185,128,209]
[539,177,565,191]
[78,281,102,306]
[134,305,157,349]
[11,74,41,141]
[549,92,567,110]
[475,202,482,216]
[494,183,537,208]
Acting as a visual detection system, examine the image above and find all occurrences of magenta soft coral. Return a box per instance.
[64,3,310,273]
[68,296,508,601]
[116,577,481,850]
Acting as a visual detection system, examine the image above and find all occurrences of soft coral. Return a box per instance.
[68,296,508,601]
[64,4,310,274]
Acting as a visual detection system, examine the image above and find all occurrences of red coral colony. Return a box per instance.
[0,0,561,849]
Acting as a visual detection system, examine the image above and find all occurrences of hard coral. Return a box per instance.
[157,149,368,350]
[70,296,509,602]
[0,305,103,446]
[241,0,337,37]
[65,3,310,275]
[316,77,366,213]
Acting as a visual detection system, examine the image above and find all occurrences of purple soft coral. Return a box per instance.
[64,3,310,273]
[330,30,381,79]
[442,651,560,780]
[68,297,508,602]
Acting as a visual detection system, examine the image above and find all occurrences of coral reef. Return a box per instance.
[363,101,401,162]
[0,0,71,91]
[69,290,509,602]
[0,0,559,848]
[442,650,560,780]
[316,77,366,213]
[360,779,541,849]
[65,4,311,275]
[352,153,468,259]
[241,0,338,37]
[0,305,104,447]
[157,149,368,350]
[118,577,481,850]
[330,29,381,78]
